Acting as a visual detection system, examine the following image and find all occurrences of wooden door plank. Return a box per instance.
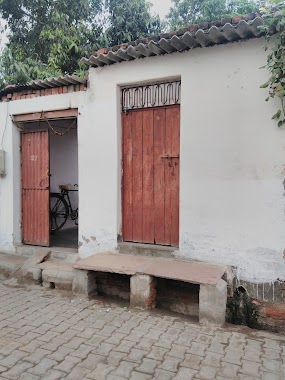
[132,111,143,242]
[164,108,172,246]
[142,109,154,243]
[154,108,166,245]
[168,106,180,247]
[122,113,133,241]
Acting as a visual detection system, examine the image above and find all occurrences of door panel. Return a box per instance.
[122,105,180,247]
[21,131,50,246]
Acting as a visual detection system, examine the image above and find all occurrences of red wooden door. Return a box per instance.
[122,105,180,247]
[21,131,50,246]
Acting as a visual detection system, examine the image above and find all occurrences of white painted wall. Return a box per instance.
[50,127,78,229]
[83,37,285,284]
[1,37,285,285]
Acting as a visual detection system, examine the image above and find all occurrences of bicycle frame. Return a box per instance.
[59,187,78,223]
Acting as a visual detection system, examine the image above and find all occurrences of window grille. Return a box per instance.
[121,80,181,112]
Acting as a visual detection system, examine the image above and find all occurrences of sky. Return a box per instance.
[151,0,172,18]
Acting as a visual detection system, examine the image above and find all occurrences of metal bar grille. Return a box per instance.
[122,81,181,112]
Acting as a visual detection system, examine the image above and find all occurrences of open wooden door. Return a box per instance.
[21,131,50,246]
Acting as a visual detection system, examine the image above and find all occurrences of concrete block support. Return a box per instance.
[72,269,97,297]
[130,274,156,309]
[199,279,227,326]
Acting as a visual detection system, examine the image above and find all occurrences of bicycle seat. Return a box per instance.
[59,184,71,190]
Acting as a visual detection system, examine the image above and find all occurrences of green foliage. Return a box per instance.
[0,0,163,87]
[104,0,161,46]
[166,0,260,30]
[260,5,285,126]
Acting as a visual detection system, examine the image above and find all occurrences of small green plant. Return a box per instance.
[260,5,285,127]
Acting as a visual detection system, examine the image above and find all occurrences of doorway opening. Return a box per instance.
[17,110,78,249]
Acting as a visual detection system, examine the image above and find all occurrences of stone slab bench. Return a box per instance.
[73,253,228,326]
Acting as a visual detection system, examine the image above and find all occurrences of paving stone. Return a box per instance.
[62,337,85,350]
[240,359,261,378]
[94,343,116,357]
[109,361,136,378]
[69,344,95,360]
[0,350,28,368]
[197,364,219,380]
[1,361,33,379]
[129,371,152,380]
[175,367,198,380]
[261,358,281,374]
[40,369,66,380]
[125,348,147,363]
[87,363,116,379]
[54,355,81,373]
[136,338,157,352]
[136,358,160,375]
[79,354,105,370]
[158,356,181,372]
[217,362,239,379]
[180,354,202,370]
[188,342,208,357]
[202,352,224,367]
[105,333,126,346]
[115,340,136,354]
[168,344,187,359]
[23,348,50,364]
[28,358,58,376]
[18,374,40,380]
[65,366,90,379]
[47,346,74,362]
[222,349,243,365]
[106,352,127,366]
[147,347,168,361]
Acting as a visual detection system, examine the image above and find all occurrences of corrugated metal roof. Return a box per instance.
[82,14,267,68]
[0,75,87,97]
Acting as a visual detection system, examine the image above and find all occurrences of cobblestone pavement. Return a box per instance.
[0,282,284,380]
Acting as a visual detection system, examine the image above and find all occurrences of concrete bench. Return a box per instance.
[73,253,228,326]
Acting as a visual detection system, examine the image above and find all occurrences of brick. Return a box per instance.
[203,352,223,367]
[217,362,239,379]
[188,342,208,357]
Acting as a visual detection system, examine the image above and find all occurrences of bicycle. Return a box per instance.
[50,184,78,232]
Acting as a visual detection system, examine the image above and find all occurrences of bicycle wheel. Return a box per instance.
[50,194,69,232]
